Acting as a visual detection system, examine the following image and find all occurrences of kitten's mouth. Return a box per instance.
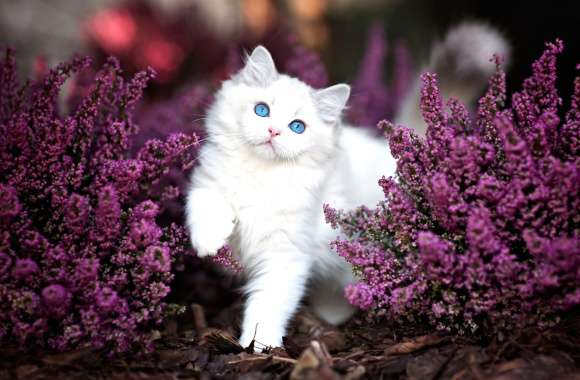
[256,139,278,155]
[261,139,275,149]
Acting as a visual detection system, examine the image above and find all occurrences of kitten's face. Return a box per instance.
[236,77,333,161]
[209,46,350,162]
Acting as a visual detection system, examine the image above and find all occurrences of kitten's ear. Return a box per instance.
[314,84,351,124]
[237,46,278,87]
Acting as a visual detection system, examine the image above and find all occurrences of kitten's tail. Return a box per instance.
[395,21,511,134]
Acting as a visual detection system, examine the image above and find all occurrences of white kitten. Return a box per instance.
[185,46,396,349]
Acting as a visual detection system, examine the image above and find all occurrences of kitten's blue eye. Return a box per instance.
[254,103,270,117]
[288,120,306,134]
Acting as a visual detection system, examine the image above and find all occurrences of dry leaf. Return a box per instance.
[384,335,446,356]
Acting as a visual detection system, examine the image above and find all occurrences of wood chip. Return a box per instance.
[201,329,244,354]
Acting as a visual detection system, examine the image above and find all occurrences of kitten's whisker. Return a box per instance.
[209,132,247,138]
[194,137,214,145]
[202,137,248,152]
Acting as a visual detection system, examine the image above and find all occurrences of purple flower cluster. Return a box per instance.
[326,41,579,336]
[211,245,243,275]
[0,50,198,353]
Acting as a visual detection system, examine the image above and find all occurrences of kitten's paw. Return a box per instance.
[192,244,218,258]
[191,219,235,257]
[186,188,236,257]
[239,330,283,353]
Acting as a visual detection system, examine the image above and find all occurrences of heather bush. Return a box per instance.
[325,41,579,336]
[0,50,197,353]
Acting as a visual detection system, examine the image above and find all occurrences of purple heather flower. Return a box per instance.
[12,259,39,281]
[98,159,144,197]
[425,172,466,232]
[322,203,339,229]
[348,23,389,127]
[512,40,563,135]
[160,185,180,203]
[431,303,446,318]
[0,251,12,276]
[92,185,121,247]
[345,283,374,310]
[417,231,459,280]
[347,24,413,129]
[44,246,69,266]
[65,193,91,234]
[211,245,242,274]
[74,258,100,284]
[41,284,71,315]
[95,287,119,313]
[381,121,428,195]
[0,184,21,218]
[146,282,170,303]
[558,65,579,160]
[20,230,49,253]
[392,41,413,111]
[282,35,328,89]
[141,245,171,273]
[132,200,160,220]
[11,290,41,316]
[129,219,162,248]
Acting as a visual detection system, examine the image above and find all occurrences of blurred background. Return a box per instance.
[1,0,578,100]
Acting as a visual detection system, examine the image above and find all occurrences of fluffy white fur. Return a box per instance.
[185,46,396,349]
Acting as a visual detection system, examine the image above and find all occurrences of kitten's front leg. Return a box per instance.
[239,249,312,350]
[186,188,236,257]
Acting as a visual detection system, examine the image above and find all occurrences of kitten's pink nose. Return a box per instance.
[268,127,281,137]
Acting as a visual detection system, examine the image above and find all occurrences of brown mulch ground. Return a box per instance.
[1,262,579,380]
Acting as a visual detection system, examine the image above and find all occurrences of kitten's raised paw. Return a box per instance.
[186,189,236,257]
[193,245,218,258]
[191,221,234,257]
